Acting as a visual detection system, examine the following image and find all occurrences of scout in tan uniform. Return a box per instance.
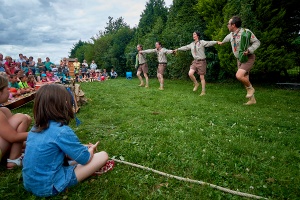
[140,42,173,90]
[135,44,149,88]
[218,16,260,105]
[175,32,219,96]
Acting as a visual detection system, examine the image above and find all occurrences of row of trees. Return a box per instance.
[69,0,299,81]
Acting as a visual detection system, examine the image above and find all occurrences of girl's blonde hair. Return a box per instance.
[5,56,12,61]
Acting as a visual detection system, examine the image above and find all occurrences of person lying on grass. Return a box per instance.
[0,74,32,169]
[22,84,115,197]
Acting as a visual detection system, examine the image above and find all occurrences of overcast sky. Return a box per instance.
[0,0,173,64]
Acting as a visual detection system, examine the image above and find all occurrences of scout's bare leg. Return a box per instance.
[188,69,199,91]
[137,70,144,86]
[199,74,206,96]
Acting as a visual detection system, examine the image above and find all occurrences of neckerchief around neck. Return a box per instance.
[232,29,240,52]
[194,41,200,54]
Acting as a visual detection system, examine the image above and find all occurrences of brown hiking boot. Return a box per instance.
[246,86,255,98]
[193,83,199,91]
[244,95,256,105]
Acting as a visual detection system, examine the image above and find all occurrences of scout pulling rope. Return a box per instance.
[112,158,267,199]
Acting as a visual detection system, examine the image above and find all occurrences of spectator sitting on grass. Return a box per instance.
[36,58,45,74]
[63,66,69,75]
[27,75,36,89]
[57,67,64,83]
[34,68,41,82]
[41,74,48,82]
[4,56,15,75]
[78,71,86,82]
[8,74,23,96]
[102,69,109,80]
[18,75,34,93]
[15,53,26,67]
[46,71,52,82]
[81,62,88,79]
[0,74,32,169]
[22,84,114,197]
[0,53,6,72]
[90,60,97,71]
[50,72,60,83]
[110,68,118,79]
[21,62,29,75]
[95,70,102,81]
[75,73,80,83]
[44,57,54,72]
[16,70,24,82]
[60,58,68,67]
[27,68,34,76]
[0,73,11,100]
[73,58,80,74]
[51,65,58,76]
[28,56,36,75]
[65,72,72,82]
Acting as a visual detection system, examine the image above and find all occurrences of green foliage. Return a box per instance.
[137,0,168,38]
[195,0,299,79]
[104,16,129,35]
[69,40,88,59]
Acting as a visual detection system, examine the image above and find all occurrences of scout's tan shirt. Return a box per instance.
[177,40,217,60]
[138,52,147,65]
[141,48,173,63]
[222,28,260,58]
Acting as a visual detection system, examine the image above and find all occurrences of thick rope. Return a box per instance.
[112,158,267,199]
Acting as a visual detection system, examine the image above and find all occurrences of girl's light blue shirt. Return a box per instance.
[22,121,90,197]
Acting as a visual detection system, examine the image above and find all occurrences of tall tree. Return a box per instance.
[69,40,88,59]
[137,0,168,39]
[104,16,129,35]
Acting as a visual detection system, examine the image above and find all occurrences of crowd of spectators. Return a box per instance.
[0,53,118,101]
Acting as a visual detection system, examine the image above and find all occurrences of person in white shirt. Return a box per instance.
[90,60,97,71]
[110,68,118,79]
[15,53,27,68]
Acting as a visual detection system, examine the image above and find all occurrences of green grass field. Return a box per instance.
[1,78,299,199]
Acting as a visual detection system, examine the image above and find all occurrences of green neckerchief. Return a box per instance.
[135,54,139,68]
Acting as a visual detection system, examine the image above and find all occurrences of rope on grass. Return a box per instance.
[112,158,267,199]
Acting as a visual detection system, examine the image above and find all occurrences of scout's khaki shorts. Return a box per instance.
[237,54,256,72]
[157,64,167,75]
[138,63,148,74]
[190,60,207,75]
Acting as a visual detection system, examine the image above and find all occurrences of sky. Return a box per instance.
[0,0,173,64]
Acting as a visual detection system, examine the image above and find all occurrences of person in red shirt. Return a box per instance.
[4,56,16,75]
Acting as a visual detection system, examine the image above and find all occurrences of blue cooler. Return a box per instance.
[126,72,132,79]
